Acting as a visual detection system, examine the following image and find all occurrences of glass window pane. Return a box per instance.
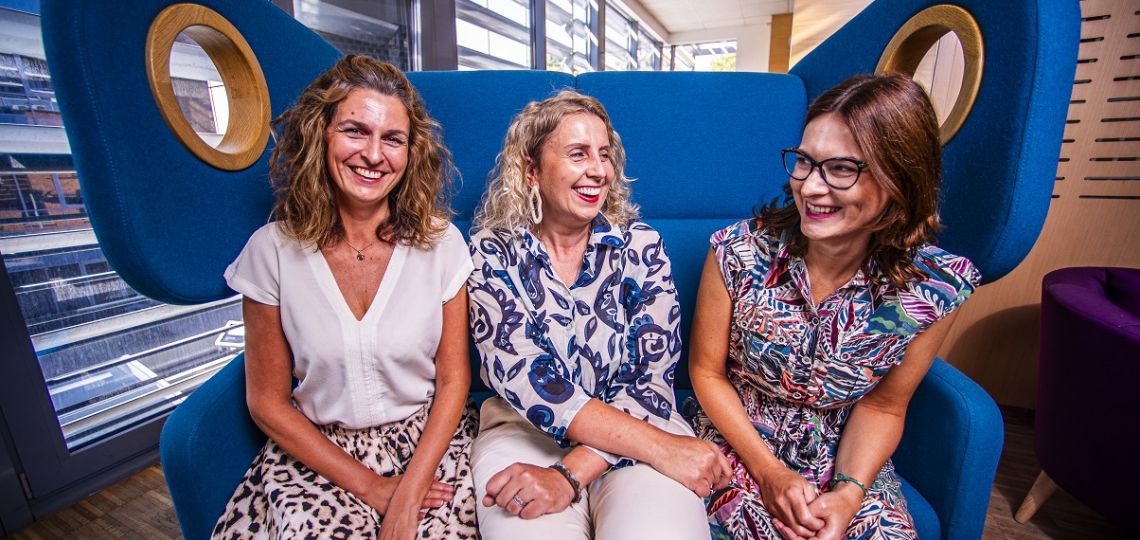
[457,0,532,70]
[692,40,738,72]
[636,28,661,71]
[0,7,243,451]
[670,44,698,71]
[603,3,635,71]
[291,0,412,70]
[546,0,597,74]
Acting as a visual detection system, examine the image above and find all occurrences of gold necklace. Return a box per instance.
[344,238,377,261]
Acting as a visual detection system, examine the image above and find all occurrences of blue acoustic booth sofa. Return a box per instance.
[41,0,1078,538]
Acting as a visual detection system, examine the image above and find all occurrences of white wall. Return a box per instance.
[671,18,772,72]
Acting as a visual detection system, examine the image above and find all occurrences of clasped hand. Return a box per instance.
[760,468,863,540]
[362,474,455,540]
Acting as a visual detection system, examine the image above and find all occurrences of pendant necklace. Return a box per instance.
[344,238,377,261]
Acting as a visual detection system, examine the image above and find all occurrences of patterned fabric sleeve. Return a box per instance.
[709,219,758,304]
[883,245,983,337]
[607,223,685,432]
[467,230,592,444]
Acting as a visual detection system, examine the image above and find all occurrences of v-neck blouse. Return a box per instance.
[225,222,474,429]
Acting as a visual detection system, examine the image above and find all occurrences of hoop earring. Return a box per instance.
[529,184,543,224]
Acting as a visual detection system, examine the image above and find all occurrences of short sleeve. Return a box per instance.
[903,245,983,330]
[709,219,756,303]
[224,223,283,306]
[438,223,475,303]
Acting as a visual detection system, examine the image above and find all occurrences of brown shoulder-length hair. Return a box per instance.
[270,55,454,249]
[758,73,943,288]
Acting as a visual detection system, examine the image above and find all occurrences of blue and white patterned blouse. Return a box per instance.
[468,216,687,465]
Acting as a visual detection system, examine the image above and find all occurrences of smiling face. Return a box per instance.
[325,88,410,218]
[791,112,891,254]
[528,113,614,232]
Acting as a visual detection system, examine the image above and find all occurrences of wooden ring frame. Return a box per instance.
[146,4,270,171]
[876,4,984,145]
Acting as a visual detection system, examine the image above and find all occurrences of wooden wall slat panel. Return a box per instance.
[1088,139,1140,156]
[1065,120,1139,143]
[1080,168,1140,182]
[1076,182,1140,198]
[1069,80,1097,101]
[1083,0,1121,13]
[1103,79,1140,97]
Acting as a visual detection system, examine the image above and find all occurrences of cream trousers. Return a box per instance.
[471,397,711,540]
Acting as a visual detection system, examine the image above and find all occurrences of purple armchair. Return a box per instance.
[1015,267,1140,531]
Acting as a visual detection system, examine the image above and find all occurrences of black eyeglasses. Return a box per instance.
[781,148,868,190]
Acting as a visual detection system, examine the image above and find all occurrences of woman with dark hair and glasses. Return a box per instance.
[685,73,980,539]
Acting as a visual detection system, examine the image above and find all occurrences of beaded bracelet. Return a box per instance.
[549,461,582,503]
[831,471,869,497]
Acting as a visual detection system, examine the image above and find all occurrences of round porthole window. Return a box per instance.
[146,4,270,171]
[170,29,229,149]
[876,5,983,145]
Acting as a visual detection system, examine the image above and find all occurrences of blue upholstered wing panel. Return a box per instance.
[791,0,1080,283]
[42,0,341,304]
[159,355,264,540]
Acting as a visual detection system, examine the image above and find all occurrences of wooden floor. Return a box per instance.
[981,408,1130,540]
[4,407,1132,539]
[5,465,179,540]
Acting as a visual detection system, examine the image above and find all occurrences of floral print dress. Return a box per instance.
[685,219,980,539]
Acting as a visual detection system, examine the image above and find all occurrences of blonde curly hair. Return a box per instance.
[270,55,454,249]
[472,90,638,233]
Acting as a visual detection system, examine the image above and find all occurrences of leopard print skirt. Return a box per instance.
[211,400,479,539]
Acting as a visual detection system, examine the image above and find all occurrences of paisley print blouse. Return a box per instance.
[468,217,686,465]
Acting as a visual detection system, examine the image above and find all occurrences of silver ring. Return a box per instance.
[512,494,527,509]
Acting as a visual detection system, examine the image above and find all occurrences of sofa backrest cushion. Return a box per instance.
[408,70,576,230]
[574,72,806,388]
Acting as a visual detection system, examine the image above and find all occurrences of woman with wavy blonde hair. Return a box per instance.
[467,90,730,539]
[473,90,637,232]
[213,55,478,540]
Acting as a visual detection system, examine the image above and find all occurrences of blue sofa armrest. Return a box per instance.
[160,355,266,540]
[894,358,1003,540]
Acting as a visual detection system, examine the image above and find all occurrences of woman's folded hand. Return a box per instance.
[754,465,825,538]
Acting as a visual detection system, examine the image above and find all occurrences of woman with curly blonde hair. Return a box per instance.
[467,90,730,539]
[213,55,478,540]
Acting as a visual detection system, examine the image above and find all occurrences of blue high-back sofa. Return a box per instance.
[40,0,1078,538]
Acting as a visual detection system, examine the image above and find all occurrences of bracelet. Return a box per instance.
[549,461,582,503]
[830,471,869,498]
